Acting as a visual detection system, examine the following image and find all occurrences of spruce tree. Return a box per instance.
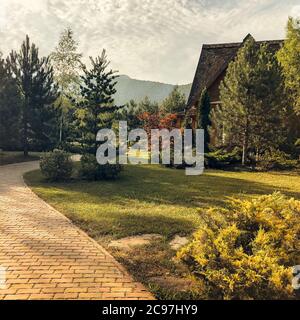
[117,100,143,129]
[139,96,159,114]
[161,86,186,114]
[74,50,120,154]
[197,88,211,153]
[8,35,58,155]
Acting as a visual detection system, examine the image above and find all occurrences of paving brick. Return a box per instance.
[4,294,30,300]
[0,162,153,300]
[65,287,88,293]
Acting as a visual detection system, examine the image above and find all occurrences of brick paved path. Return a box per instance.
[0,162,154,300]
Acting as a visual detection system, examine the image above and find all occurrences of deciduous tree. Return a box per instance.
[277,17,300,115]
[51,28,82,144]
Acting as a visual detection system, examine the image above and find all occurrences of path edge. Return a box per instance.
[20,162,155,300]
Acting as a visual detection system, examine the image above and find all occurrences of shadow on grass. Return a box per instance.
[25,165,300,209]
[69,211,197,239]
[24,165,300,238]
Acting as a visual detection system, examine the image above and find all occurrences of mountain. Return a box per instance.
[114,75,192,105]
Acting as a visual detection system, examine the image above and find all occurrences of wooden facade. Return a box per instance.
[184,34,284,143]
[187,34,283,109]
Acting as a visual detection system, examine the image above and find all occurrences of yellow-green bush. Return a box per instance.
[177,193,300,300]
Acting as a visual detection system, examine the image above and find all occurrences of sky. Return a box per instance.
[0,0,299,84]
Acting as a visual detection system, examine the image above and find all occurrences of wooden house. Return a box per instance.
[186,34,283,111]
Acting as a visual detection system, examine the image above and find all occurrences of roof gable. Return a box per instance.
[186,35,284,109]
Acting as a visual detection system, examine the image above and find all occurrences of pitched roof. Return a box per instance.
[186,34,284,109]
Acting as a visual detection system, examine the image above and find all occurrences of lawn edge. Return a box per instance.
[22,168,155,301]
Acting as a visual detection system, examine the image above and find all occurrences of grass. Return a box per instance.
[24,165,300,299]
[0,151,41,166]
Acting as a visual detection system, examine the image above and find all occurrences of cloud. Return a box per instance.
[291,5,300,17]
[0,0,298,83]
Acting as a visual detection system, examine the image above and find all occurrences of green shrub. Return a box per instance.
[79,154,122,181]
[177,193,299,300]
[257,149,298,171]
[205,148,242,169]
[64,141,82,155]
[40,150,73,181]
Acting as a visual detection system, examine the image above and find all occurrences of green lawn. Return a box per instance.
[0,151,41,166]
[25,165,300,299]
[24,165,300,239]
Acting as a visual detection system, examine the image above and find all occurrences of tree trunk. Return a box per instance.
[255,147,259,163]
[242,144,246,166]
[242,128,248,166]
[59,115,63,144]
[23,95,29,157]
[222,124,226,145]
[59,92,64,144]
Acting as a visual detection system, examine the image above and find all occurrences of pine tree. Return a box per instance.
[219,37,257,165]
[220,36,285,165]
[277,17,300,115]
[139,96,159,114]
[51,28,82,144]
[250,44,286,160]
[0,53,21,150]
[74,50,120,154]
[197,88,211,153]
[117,100,143,129]
[161,86,186,114]
[8,35,58,155]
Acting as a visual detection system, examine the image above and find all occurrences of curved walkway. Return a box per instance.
[0,162,154,300]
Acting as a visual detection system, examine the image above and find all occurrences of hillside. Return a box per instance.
[114,75,192,105]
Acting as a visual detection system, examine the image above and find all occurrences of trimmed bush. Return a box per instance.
[257,149,298,171]
[177,193,299,300]
[40,150,73,181]
[79,154,122,181]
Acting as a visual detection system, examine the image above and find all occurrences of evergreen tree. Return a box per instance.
[51,28,82,144]
[220,36,285,165]
[197,88,211,153]
[74,50,120,154]
[250,44,286,160]
[277,17,300,115]
[139,96,159,114]
[161,86,186,114]
[117,99,143,129]
[8,35,58,155]
[0,53,21,150]
[209,105,225,148]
